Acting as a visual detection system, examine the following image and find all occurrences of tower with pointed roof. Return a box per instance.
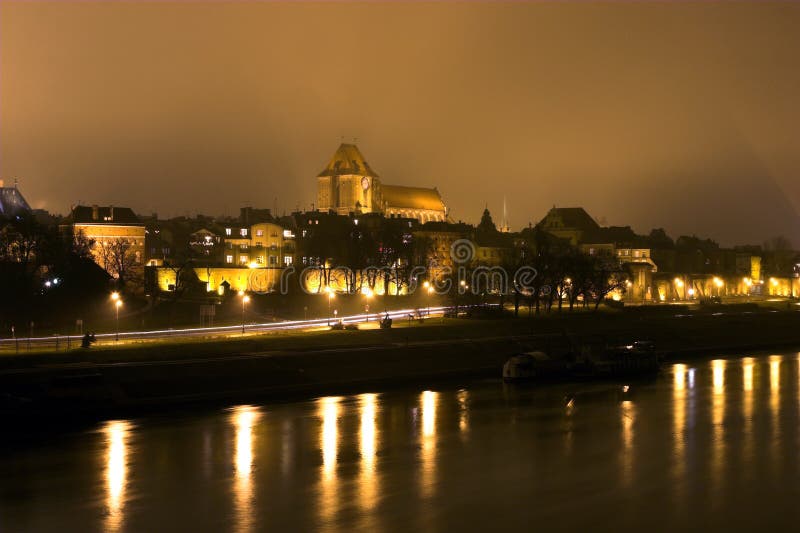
[316,143,447,223]
[317,143,382,216]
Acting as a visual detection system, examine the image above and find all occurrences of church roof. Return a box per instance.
[539,207,599,232]
[317,143,379,178]
[0,184,32,217]
[63,205,142,225]
[382,185,446,212]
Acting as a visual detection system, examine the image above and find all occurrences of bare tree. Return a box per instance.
[98,238,140,288]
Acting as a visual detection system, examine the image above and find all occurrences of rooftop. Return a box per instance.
[382,185,446,212]
[317,143,379,178]
[0,183,32,218]
[539,207,600,232]
[64,205,142,225]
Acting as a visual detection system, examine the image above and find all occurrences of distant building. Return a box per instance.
[0,180,32,218]
[61,205,146,275]
[538,206,600,245]
[220,221,293,267]
[316,143,448,223]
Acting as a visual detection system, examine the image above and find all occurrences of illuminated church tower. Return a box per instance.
[316,143,447,223]
[316,143,381,215]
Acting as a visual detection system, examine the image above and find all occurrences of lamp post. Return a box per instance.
[240,292,250,335]
[111,292,121,341]
[363,287,373,321]
[674,277,685,300]
[326,287,334,326]
[713,277,724,297]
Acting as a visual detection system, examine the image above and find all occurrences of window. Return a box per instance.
[240,255,249,264]
[240,228,248,237]
[270,243,277,251]
[226,255,233,264]
[256,256,264,264]
[283,230,295,238]
[225,228,232,236]
[284,256,293,266]
[256,229,264,237]
[240,244,248,250]
[269,255,277,266]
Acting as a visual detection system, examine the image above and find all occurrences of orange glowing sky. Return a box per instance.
[2,1,798,245]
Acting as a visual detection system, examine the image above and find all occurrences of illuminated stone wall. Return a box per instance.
[156,267,283,294]
[73,223,146,273]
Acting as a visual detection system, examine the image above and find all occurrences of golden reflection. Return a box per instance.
[420,390,438,498]
[231,405,260,533]
[457,389,469,435]
[281,419,292,477]
[710,359,726,507]
[770,355,781,396]
[769,356,782,454]
[674,363,686,392]
[104,420,132,533]
[742,358,755,470]
[672,364,687,487]
[743,358,754,392]
[712,359,725,394]
[620,400,635,487]
[359,393,379,511]
[319,396,341,524]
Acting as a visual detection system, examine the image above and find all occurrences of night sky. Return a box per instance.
[2,1,798,246]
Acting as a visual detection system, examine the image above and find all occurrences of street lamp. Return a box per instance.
[674,277,684,300]
[325,286,334,326]
[423,281,434,317]
[713,276,724,297]
[362,287,373,321]
[111,294,122,342]
[241,292,250,334]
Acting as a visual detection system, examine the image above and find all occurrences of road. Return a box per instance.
[0,306,453,353]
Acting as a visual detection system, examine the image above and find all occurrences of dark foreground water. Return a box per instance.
[3,353,800,532]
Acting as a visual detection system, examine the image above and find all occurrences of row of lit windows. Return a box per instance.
[224,254,293,266]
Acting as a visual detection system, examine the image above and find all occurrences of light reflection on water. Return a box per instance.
[103,420,132,533]
[672,363,687,502]
[231,405,259,533]
[5,352,800,531]
[319,396,340,526]
[710,358,726,508]
[420,390,438,499]
[358,393,378,512]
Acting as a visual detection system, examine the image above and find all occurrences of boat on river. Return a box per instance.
[502,340,660,382]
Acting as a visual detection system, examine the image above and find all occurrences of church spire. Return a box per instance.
[500,196,510,233]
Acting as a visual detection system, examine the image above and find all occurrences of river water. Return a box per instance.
[3,353,800,532]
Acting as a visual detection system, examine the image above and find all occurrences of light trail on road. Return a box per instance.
[0,307,455,353]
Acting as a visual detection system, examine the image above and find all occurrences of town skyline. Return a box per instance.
[2,2,800,247]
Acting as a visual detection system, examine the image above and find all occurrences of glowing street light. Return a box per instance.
[110,293,122,342]
[325,287,335,326]
[674,277,685,299]
[713,276,724,297]
[240,292,250,334]
[423,281,434,317]
[362,287,373,321]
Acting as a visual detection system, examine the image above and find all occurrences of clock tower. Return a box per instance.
[316,143,383,215]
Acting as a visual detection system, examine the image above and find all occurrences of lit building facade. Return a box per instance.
[316,143,448,224]
[61,205,146,275]
[221,222,294,267]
